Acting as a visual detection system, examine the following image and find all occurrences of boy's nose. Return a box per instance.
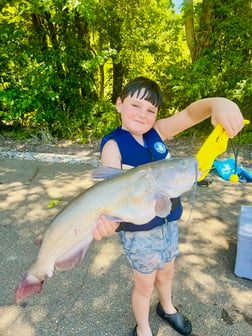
[138,109,147,118]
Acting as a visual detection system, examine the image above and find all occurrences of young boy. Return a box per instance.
[92,77,244,336]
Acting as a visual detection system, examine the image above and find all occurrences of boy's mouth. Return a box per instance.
[134,119,145,125]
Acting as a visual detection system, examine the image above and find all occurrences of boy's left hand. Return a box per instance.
[93,214,119,240]
[211,98,244,138]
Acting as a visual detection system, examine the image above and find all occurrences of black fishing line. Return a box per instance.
[230,132,241,175]
[184,163,198,226]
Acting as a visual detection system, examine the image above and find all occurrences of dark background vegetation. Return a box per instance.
[0,0,251,143]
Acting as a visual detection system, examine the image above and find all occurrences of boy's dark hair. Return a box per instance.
[120,77,163,111]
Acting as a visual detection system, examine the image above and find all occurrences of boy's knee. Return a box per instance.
[134,280,154,297]
[156,265,174,284]
[135,285,154,298]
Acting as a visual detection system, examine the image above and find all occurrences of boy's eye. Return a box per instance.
[146,108,157,114]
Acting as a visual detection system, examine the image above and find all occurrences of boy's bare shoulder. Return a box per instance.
[101,139,122,168]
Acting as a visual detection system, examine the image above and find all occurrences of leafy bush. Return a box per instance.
[0,0,251,143]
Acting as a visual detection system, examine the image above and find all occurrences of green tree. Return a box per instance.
[1,0,99,137]
[169,0,251,119]
[0,0,251,141]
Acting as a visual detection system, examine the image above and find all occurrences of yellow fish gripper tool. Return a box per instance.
[196,120,250,182]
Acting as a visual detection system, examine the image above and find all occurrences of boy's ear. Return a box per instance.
[116,97,122,113]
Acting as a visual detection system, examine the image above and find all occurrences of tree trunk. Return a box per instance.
[99,64,105,99]
[111,59,124,103]
[31,13,48,51]
[183,0,196,63]
[198,0,214,49]
[110,27,124,102]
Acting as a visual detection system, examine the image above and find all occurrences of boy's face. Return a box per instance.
[116,90,158,136]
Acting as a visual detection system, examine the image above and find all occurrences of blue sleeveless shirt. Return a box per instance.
[101,126,183,231]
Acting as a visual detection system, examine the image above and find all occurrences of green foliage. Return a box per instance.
[47,198,63,209]
[161,1,251,124]
[0,0,251,143]
[85,100,120,139]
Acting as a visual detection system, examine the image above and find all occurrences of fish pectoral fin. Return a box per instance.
[91,167,125,179]
[55,237,93,271]
[155,195,172,218]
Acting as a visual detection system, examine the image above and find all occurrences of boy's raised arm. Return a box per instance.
[155,97,244,140]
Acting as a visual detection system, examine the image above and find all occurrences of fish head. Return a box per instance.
[151,157,200,197]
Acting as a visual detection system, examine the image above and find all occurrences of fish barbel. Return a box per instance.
[15,157,199,303]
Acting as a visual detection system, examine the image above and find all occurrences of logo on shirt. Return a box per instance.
[154,142,166,154]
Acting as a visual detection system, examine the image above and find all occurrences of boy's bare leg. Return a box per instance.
[132,270,156,336]
[155,259,177,314]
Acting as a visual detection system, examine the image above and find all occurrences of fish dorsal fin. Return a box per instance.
[91,167,124,179]
[155,195,172,218]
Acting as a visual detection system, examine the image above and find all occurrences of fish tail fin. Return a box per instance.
[15,273,44,304]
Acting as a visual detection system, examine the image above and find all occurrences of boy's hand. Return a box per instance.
[211,98,244,138]
[93,215,119,240]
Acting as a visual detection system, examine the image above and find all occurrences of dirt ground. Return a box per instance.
[0,135,251,336]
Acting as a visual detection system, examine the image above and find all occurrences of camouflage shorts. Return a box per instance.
[119,220,179,274]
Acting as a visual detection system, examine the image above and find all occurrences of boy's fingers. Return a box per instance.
[93,215,120,240]
[97,221,111,236]
[224,120,244,138]
[100,215,119,232]
[212,114,244,139]
[93,227,102,240]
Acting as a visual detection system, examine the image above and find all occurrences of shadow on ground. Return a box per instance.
[0,158,251,336]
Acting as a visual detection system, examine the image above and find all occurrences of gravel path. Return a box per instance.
[0,134,251,336]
